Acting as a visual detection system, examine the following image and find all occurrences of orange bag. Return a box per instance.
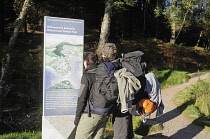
[138,99,157,114]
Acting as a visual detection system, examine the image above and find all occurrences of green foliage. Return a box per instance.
[0,131,41,139]
[104,115,163,137]
[175,78,210,130]
[134,119,163,136]
[104,116,114,139]
[183,104,201,118]
[133,116,143,131]
[192,79,210,116]
[151,38,158,42]
[154,2,165,18]
[114,0,135,11]
[148,123,163,133]
[152,69,190,89]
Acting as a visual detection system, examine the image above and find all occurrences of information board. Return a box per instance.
[43,16,84,116]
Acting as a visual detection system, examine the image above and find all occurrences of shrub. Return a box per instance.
[193,79,210,116]
[0,131,41,139]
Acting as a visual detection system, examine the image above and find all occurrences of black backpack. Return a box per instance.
[121,51,147,105]
[121,51,146,77]
[88,61,121,114]
[87,51,147,115]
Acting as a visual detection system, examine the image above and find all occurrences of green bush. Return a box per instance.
[0,131,41,139]
[175,78,210,130]
[193,79,210,116]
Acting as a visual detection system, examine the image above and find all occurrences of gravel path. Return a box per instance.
[148,72,210,139]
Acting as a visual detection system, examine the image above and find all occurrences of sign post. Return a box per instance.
[42,16,84,139]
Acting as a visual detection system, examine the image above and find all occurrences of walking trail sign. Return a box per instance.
[42,16,84,139]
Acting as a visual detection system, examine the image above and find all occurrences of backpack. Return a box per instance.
[121,51,147,105]
[88,61,121,114]
[88,51,147,115]
[129,72,164,118]
[121,51,146,77]
[121,51,158,117]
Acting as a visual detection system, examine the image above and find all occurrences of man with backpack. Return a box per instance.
[112,51,148,139]
[98,44,146,139]
[74,43,119,139]
[95,43,149,139]
[99,45,163,139]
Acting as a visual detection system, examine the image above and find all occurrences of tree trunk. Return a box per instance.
[170,0,177,44]
[8,0,31,48]
[170,21,176,44]
[196,31,203,47]
[175,11,188,41]
[96,0,113,56]
[0,0,31,120]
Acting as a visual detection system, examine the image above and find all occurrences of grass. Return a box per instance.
[0,131,41,139]
[174,78,210,131]
[104,116,114,139]
[152,69,190,89]
[133,117,163,137]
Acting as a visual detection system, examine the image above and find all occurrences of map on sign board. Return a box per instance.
[43,16,84,116]
[45,35,83,90]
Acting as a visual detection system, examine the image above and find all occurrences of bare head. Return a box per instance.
[101,43,118,62]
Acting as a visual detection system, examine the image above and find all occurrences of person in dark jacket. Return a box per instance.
[101,43,147,139]
[74,52,109,139]
[102,44,134,139]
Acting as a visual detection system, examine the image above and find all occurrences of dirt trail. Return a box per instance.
[148,72,210,139]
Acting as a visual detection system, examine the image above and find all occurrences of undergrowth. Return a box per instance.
[153,69,190,89]
[175,78,210,131]
[0,131,41,139]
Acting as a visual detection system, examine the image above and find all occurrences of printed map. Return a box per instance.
[45,34,83,90]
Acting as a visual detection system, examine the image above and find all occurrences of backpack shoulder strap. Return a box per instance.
[102,62,116,76]
[85,68,96,74]
[96,62,116,77]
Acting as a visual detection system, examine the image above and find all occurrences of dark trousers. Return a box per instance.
[112,110,134,139]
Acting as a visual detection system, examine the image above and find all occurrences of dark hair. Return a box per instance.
[84,52,98,66]
[102,43,118,62]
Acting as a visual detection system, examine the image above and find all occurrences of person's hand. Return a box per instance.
[74,117,80,126]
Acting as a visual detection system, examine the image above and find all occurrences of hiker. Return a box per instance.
[74,52,108,139]
[99,45,161,139]
[99,43,139,139]
[112,52,148,139]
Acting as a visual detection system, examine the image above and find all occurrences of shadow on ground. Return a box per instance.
[134,99,210,138]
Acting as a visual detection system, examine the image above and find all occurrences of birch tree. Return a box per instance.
[166,0,200,44]
[170,0,177,44]
[0,0,32,119]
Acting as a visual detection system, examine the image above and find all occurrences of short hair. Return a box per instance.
[83,52,98,66]
[102,43,118,61]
